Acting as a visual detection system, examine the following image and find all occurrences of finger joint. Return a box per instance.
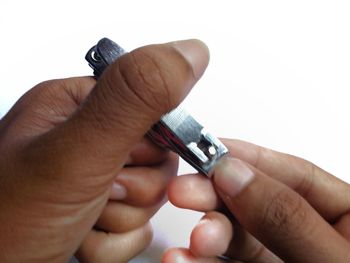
[260,188,308,240]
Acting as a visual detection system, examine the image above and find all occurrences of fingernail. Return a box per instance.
[170,39,210,80]
[214,157,255,197]
[109,182,127,200]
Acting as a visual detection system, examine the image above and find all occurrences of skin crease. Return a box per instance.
[0,39,210,262]
[165,139,350,263]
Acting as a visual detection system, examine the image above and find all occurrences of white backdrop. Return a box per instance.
[1,1,350,262]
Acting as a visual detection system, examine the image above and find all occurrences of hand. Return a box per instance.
[0,39,209,262]
[76,139,179,263]
[165,138,350,262]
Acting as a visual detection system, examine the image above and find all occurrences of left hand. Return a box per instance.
[0,39,209,263]
[0,77,179,263]
[164,138,350,262]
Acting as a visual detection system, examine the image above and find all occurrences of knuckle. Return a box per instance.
[261,189,308,238]
[15,80,57,107]
[295,161,317,199]
[10,78,85,120]
[33,79,61,91]
[13,79,76,122]
[60,77,96,106]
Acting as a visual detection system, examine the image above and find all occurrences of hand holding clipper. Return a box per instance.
[86,38,228,176]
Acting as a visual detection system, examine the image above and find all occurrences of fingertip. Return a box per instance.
[162,248,185,263]
[190,212,233,258]
[190,218,213,257]
[170,39,210,80]
[167,176,185,207]
[127,138,169,165]
[167,174,219,212]
[161,248,200,263]
[162,248,222,263]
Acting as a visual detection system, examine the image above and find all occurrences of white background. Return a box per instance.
[1,1,350,262]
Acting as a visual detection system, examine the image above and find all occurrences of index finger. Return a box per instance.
[223,138,350,221]
[213,157,350,262]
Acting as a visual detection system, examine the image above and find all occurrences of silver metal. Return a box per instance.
[148,107,228,175]
[86,38,228,176]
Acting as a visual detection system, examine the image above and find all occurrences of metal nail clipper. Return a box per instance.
[85,38,228,177]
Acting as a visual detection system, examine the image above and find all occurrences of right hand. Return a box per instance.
[165,138,350,262]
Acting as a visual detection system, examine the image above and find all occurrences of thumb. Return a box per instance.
[27,39,209,190]
[213,157,350,262]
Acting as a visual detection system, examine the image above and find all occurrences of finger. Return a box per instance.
[110,153,178,206]
[189,211,282,262]
[170,139,350,221]
[334,213,350,241]
[109,138,178,201]
[213,157,350,262]
[224,223,282,263]
[95,197,166,233]
[76,222,152,263]
[168,173,220,212]
[126,137,168,166]
[189,211,232,257]
[223,138,350,221]
[169,179,282,262]
[162,248,227,263]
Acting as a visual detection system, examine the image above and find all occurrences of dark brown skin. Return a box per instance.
[0,39,209,263]
[2,38,349,263]
[165,139,350,263]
